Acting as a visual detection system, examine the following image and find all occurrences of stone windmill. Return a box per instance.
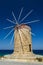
[3,8,40,59]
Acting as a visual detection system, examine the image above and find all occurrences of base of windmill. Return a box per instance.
[1,51,43,62]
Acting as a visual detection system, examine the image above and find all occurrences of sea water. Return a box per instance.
[0,50,43,56]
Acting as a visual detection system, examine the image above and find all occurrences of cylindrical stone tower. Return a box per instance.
[14,24,32,54]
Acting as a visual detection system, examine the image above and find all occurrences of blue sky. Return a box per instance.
[0,0,43,50]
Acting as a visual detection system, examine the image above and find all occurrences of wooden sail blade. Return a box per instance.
[21,20,40,24]
[7,18,16,24]
[4,29,14,39]
[3,26,14,29]
[30,32,35,36]
[10,33,14,45]
[18,8,23,21]
[12,11,18,24]
[20,9,33,23]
